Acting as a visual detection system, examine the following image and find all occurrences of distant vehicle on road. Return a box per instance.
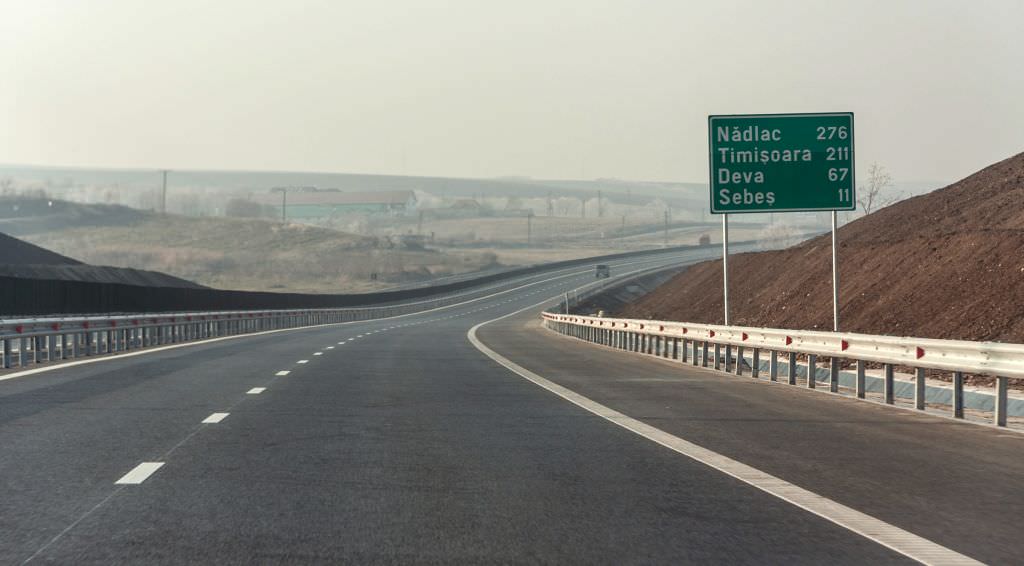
[595,264,610,278]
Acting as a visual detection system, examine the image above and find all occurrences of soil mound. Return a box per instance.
[0,232,81,265]
[619,152,1024,342]
[0,231,205,289]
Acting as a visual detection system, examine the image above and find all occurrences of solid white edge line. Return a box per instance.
[114,462,164,485]
[246,387,266,394]
[466,305,982,566]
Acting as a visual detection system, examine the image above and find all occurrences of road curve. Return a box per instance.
[1,250,1016,564]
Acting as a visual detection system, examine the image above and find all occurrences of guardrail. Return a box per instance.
[541,312,1024,427]
[0,243,706,372]
[0,267,558,370]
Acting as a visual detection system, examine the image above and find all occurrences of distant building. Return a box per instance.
[449,198,483,212]
[258,189,416,218]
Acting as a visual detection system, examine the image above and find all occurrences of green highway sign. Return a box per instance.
[708,112,855,213]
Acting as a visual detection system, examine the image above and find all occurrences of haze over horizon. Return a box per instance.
[2,0,1021,185]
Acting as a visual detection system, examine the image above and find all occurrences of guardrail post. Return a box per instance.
[769,350,777,381]
[18,337,26,367]
[883,364,895,404]
[995,377,1008,427]
[830,357,839,393]
[34,336,43,364]
[787,352,797,385]
[751,348,760,379]
[734,346,744,376]
[680,339,688,363]
[915,368,926,410]
[952,371,964,419]
[701,341,709,367]
[806,354,817,389]
[856,360,866,399]
[713,344,721,370]
[2,338,9,368]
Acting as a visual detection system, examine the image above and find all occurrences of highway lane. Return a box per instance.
[475,304,1024,564]
[0,253,696,563]
[0,249,979,563]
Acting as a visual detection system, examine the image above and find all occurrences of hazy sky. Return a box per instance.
[2,0,1022,183]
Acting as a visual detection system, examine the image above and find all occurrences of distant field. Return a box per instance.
[5,195,797,293]
[12,201,501,293]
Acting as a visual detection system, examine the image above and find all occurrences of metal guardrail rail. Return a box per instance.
[0,268,556,370]
[0,244,703,371]
[542,312,1024,427]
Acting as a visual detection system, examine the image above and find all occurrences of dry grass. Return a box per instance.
[23,215,501,293]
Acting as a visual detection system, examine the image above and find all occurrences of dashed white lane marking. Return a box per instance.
[326,346,335,350]
[202,412,229,424]
[338,341,346,344]
[467,304,983,566]
[275,370,290,376]
[313,352,323,356]
[247,387,266,395]
[297,360,309,364]
[115,462,164,485]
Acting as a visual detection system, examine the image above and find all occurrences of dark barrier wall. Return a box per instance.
[1,245,708,316]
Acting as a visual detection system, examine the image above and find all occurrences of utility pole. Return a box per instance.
[160,170,169,214]
[272,187,288,222]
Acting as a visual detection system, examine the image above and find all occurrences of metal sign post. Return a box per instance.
[722,213,730,325]
[831,210,840,331]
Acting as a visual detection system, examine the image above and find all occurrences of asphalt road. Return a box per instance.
[0,250,1016,564]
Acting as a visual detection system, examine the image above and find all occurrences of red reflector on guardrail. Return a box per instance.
[51,323,60,331]
[917,347,925,359]
[83,321,90,329]
[15,325,23,333]
[785,336,792,345]
[659,325,664,331]
[841,340,849,351]
[109,320,117,327]
[709,330,715,337]
[741,332,748,341]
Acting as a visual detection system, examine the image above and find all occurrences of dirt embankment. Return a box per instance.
[619,152,1024,343]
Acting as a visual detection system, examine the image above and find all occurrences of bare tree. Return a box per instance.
[857,162,896,215]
